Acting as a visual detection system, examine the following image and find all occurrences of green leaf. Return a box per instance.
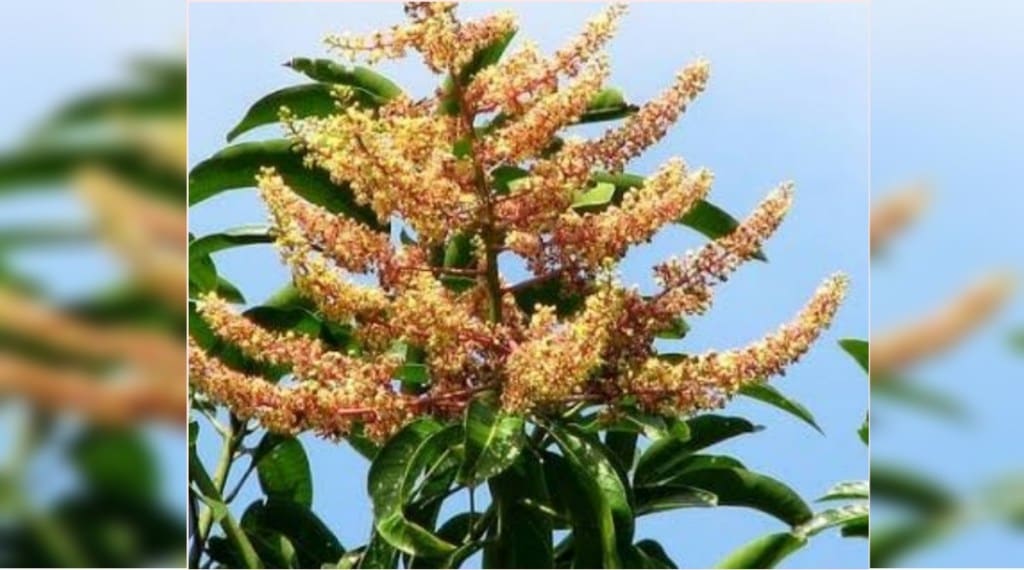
[241,499,344,569]
[484,452,554,569]
[605,430,639,473]
[439,30,517,115]
[838,338,869,373]
[576,88,638,124]
[571,181,617,210]
[715,532,806,569]
[653,317,690,339]
[188,139,382,229]
[255,435,313,508]
[458,398,526,486]
[635,484,718,516]
[543,423,634,560]
[635,415,759,486]
[511,276,583,317]
[796,504,869,538]
[672,467,813,527]
[217,276,247,304]
[284,59,403,99]
[443,233,475,269]
[680,200,767,260]
[542,452,619,568]
[818,480,869,502]
[189,225,274,260]
[226,84,342,142]
[368,420,460,557]
[873,379,966,420]
[858,413,869,445]
[414,512,484,569]
[870,464,956,515]
[624,539,679,569]
[739,383,823,433]
[842,518,869,538]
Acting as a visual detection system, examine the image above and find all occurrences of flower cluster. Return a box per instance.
[190,3,848,441]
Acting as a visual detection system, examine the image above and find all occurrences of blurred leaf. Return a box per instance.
[484,452,554,568]
[367,420,459,557]
[0,224,92,250]
[871,464,957,515]
[458,398,526,486]
[739,383,823,433]
[870,520,948,568]
[635,415,759,486]
[715,532,806,569]
[255,435,313,508]
[188,139,382,229]
[818,480,869,502]
[443,233,475,269]
[838,338,869,373]
[189,225,274,260]
[873,378,966,420]
[69,428,157,503]
[653,317,690,339]
[841,518,869,537]
[512,276,583,317]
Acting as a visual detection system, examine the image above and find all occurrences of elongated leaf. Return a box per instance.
[739,383,823,433]
[189,225,274,260]
[572,181,617,210]
[285,58,403,98]
[188,139,381,228]
[818,480,869,502]
[484,452,554,568]
[623,539,679,569]
[715,532,806,569]
[671,467,813,526]
[458,398,526,486]
[241,499,344,569]
[680,200,767,260]
[635,415,759,486]
[870,464,956,515]
[227,84,341,142]
[635,484,718,516]
[839,338,869,373]
[256,435,313,508]
[544,423,634,557]
[368,420,459,557]
[873,379,965,419]
[439,30,516,114]
[605,430,639,473]
[413,512,484,569]
[796,504,869,538]
[542,452,617,568]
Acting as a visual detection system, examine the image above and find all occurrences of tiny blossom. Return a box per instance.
[482,56,609,166]
[259,169,391,273]
[654,183,794,318]
[503,279,628,412]
[587,59,711,171]
[467,3,627,113]
[626,274,848,414]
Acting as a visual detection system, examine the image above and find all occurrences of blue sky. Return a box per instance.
[871,0,1024,566]
[190,3,868,568]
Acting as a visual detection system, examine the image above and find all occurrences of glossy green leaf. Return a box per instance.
[458,398,526,486]
[484,452,554,569]
[256,435,313,508]
[739,383,823,433]
[240,498,344,569]
[284,58,403,98]
[572,181,617,210]
[544,423,634,557]
[838,338,869,373]
[542,452,618,568]
[413,512,484,569]
[188,139,381,228]
[715,532,806,569]
[624,539,679,569]
[189,225,273,260]
[796,504,869,538]
[635,483,718,516]
[680,200,767,260]
[818,480,869,502]
[653,317,690,339]
[635,415,759,485]
[671,467,813,527]
[226,84,341,142]
[368,420,460,557]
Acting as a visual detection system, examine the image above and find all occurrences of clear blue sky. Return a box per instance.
[190,3,869,568]
[871,0,1024,566]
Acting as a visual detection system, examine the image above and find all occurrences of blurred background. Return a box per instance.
[0,0,185,566]
[871,0,1024,566]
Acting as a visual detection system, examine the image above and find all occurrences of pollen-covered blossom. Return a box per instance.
[191,3,849,443]
[626,274,848,414]
[467,3,627,113]
[522,159,713,272]
[503,279,629,412]
[483,56,610,166]
[259,169,391,273]
[654,183,794,317]
[326,3,516,74]
[587,59,711,171]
